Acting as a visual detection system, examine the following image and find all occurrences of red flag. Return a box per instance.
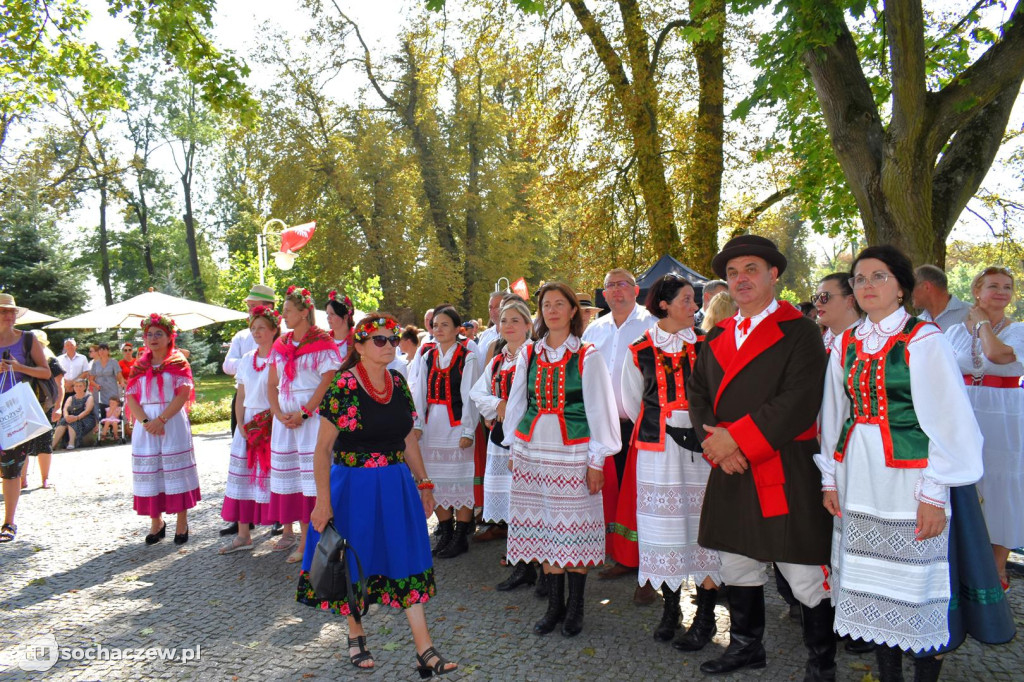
[511,277,529,300]
[279,221,316,253]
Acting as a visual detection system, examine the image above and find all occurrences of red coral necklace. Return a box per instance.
[252,351,270,373]
[356,362,393,404]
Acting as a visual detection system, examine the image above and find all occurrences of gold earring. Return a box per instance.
[897,295,904,305]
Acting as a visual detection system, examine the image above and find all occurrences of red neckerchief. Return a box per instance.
[126,349,194,407]
[272,325,340,389]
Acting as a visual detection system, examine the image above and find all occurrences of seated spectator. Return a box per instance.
[912,263,970,330]
[699,291,737,333]
[99,397,123,441]
[51,379,96,450]
[57,338,90,394]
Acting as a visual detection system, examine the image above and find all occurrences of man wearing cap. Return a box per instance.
[56,338,90,394]
[220,284,276,536]
[582,268,657,601]
[685,235,833,678]
[577,293,601,327]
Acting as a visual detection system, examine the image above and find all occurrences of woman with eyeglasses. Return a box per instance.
[501,282,620,637]
[299,314,457,676]
[819,245,1012,681]
[126,314,200,546]
[619,274,722,649]
[813,273,863,350]
[469,297,534,589]
[944,266,1023,592]
[267,286,342,563]
[410,304,480,559]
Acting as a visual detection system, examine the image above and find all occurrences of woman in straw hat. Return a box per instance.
[0,293,55,543]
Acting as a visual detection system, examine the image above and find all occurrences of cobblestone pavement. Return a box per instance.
[1,433,1021,681]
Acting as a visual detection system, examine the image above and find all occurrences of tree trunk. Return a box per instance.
[686,0,726,274]
[462,65,484,312]
[181,140,206,302]
[98,180,113,305]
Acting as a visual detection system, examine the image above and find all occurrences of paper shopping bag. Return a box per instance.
[0,379,52,451]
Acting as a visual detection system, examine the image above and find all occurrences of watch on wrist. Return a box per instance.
[301,412,309,420]
[142,418,150,424]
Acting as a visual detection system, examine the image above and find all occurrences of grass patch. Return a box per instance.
[193,419,230,434]
[194,374,236,403]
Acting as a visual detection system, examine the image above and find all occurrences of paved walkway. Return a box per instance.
[1,433,1021,680]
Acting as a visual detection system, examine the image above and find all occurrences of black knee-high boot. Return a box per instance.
[432,519,454,556]
[534,566,549,598]
[800,601,837,682]
[497,561,537,591]
[533,572,566,635]
[875,645,905,682]
[674,584,718,651]
[561,572,587,637]
[699,585,767,675]
[437,520,470,558]
[913,655,943,682]
[654,584,682,641]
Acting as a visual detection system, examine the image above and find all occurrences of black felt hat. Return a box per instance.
[711,235,787,279]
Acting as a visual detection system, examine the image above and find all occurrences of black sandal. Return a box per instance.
[0,523,16,543]
[415,646,457,678]
[347,635,374,670]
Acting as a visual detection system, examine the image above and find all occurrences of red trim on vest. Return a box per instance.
[424,341,467,427]
[514,342,591,446]
[631,331,697,451]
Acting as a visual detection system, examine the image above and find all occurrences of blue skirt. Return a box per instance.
[296,460,436,614]
[915,484,1016,656]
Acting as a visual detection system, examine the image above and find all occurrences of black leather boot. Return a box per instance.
[800,601,837,682]
[437,520,470,558]
[875,645,905,682]
[844,636,876,654]
[673,585,718,651]
[497,561,537,591]
[699,585,767,675]
[913,655,942,682]
[561,572,587,637]
[533,572,565,635]
[654,585,682,641]
[534,567,549,598]
[432,519,454,556]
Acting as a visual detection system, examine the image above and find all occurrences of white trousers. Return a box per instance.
[719,551,830,608]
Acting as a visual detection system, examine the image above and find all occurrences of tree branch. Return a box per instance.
[927,0,1024,158]
[886,0,927,144]
[328,0,399,111]
[739,186,796,228]
[564,0,632,100]
[651,19,691,73]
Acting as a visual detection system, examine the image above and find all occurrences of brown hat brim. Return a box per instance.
[711,246,787,280]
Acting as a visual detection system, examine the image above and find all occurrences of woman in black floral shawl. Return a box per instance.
[297,313,457,676]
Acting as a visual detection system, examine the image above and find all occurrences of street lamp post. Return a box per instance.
[257,218,298,285]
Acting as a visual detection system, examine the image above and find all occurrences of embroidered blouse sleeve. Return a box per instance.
[500,346,531,447]
[409,347,428,430]
[908,328,984,507]
[470,360,501,420]
[582,344,622,469]
[459,350,480,439]
[816,338,847,492]
[620,350,643,423]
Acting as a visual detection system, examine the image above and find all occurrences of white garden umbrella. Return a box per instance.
[45,290,248,332]
[15,309,59,326]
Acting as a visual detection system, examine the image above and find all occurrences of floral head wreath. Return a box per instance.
[286,285,314,309]
[352,316,400,342]
[141,312,176,336]
[249,305,282,328]
[327,290,353,310]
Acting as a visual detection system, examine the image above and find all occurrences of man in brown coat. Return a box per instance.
[686,235,834,679]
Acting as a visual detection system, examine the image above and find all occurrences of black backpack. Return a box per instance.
[21,331,62,411]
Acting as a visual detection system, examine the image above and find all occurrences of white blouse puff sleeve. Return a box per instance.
[620,327,695,428]
[502,336,622,470]
[818,321,984,507]
[470,355,502,421]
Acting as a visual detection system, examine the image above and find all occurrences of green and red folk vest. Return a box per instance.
[835,317,932,468]
[423,341,468,427]
[629,331,699,450]
[515,342,591,445]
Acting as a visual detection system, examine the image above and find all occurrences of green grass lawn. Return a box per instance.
[194,374,236,403]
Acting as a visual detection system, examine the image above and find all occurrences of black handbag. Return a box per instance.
[308,519,370,620]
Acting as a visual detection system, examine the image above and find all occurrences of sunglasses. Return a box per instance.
[810,292,831,305]
[368,335,401,348]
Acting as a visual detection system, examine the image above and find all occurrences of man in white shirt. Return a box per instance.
[582,268,656,597]
[57,339,90,394]
[694,279,727,329]
[475,291,506,361]
[220,283,276,536]
[911,264,970,331]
